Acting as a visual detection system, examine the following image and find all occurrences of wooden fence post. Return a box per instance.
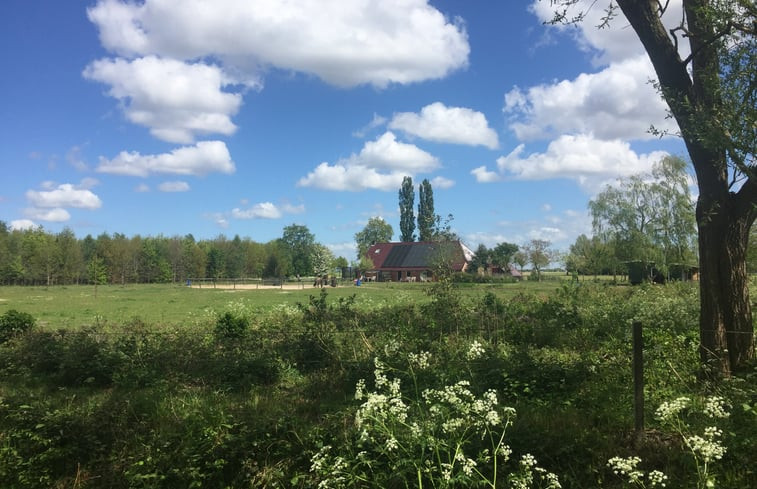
[633,320,644,445]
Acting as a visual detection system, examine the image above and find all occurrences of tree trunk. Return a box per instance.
[697,193,755,377]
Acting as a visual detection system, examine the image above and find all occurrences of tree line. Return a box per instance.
[0,222,348,286]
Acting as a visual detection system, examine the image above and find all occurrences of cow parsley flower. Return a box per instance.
[466,340,485,360]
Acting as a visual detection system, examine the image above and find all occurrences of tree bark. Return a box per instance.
[618,0,755,376]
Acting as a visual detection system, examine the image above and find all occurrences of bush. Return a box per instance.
[0,310,35,343]
[215,311,249,339]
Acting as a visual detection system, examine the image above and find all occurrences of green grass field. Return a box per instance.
[0,279,584,329]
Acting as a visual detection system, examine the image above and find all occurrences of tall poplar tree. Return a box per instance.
[399,176,416,242]
[417,179,436,241]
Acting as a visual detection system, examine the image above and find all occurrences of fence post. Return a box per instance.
[633,320,644,445]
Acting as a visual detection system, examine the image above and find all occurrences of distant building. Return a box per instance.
[364,241,473,282]
[489,264,523,280]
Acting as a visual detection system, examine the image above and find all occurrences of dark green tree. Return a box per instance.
[490,242,519,270]
[469,244,491,274]
[354,217,394,260]
[417,179,436,241]
[399,176,415,242]
[280,224,316,276]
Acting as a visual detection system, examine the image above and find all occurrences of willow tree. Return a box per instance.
[549,0,755,376]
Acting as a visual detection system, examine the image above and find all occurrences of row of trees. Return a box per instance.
[0,222,347,286]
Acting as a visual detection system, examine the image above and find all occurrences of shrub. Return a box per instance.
[0,310,35,344]
[215,311,249,340]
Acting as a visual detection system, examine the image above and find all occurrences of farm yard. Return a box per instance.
[1,280,755,488]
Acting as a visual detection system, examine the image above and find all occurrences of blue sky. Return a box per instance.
[1,0,686,260]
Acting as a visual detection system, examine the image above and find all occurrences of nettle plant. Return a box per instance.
[310,343,561,488]
[608,396,730,489]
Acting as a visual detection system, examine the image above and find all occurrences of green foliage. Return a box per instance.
[214,311,249,340]
[354,216,394,260]
[0,309,35,343]
[0,281,754,488]
[399,176,416,242]
[417,178,436,241]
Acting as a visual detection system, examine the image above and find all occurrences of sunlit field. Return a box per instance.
[0,279,590,329]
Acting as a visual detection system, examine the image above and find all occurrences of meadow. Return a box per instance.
[0,280,755,488]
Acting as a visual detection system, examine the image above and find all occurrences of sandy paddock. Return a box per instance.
[189,283,339,291]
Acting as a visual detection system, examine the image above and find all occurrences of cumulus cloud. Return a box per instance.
[96,140,235,177]
[471,166,501,183]
[231,201,305,220]
[478,135,668,193]
[22,180,103,223]
[504,55,675,142]
[87,0,469,89]
[297,132,440,191]
[431,176,455,189]
[24,208,72,222]
[389,102,499,149]
[10,220,37,231]
[158,181,190,192]
[26,183,102,209]
[84,56,242,143]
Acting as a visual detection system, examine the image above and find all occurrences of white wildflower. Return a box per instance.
[704,396,730,419]
[467,340,485,360]
[655,397,690,421]
[408,351,431,370]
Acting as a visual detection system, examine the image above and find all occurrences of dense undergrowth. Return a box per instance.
[0,282,755,488]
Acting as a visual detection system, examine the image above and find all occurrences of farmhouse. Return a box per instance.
[364,241,474,282]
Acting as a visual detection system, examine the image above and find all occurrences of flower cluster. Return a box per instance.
[607,456,668,487]
[408,350,431,370]
[655,396,690,421]
[686,427,726,463]
[311,353,548,488]
[703,396,729,419]
[466,340,485,360]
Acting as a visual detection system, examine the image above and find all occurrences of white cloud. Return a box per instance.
[504,55,675,142]
[135,183,150,192]
[298,163,406,192]
[232,202,282,220]
[389,102,499,149]
[478,134,668,193]
[10,220,37,231]
[158,181,190,192]
[26,183,102,209]
[84,56,242,143]
[24,207,71,222]
[231,201,305,220]
[348,132,439,173]
[97,140,235,177]
[430,176,455,189]
[87,0,469,89]
[298,132,439,191]
[471,166,501,183]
